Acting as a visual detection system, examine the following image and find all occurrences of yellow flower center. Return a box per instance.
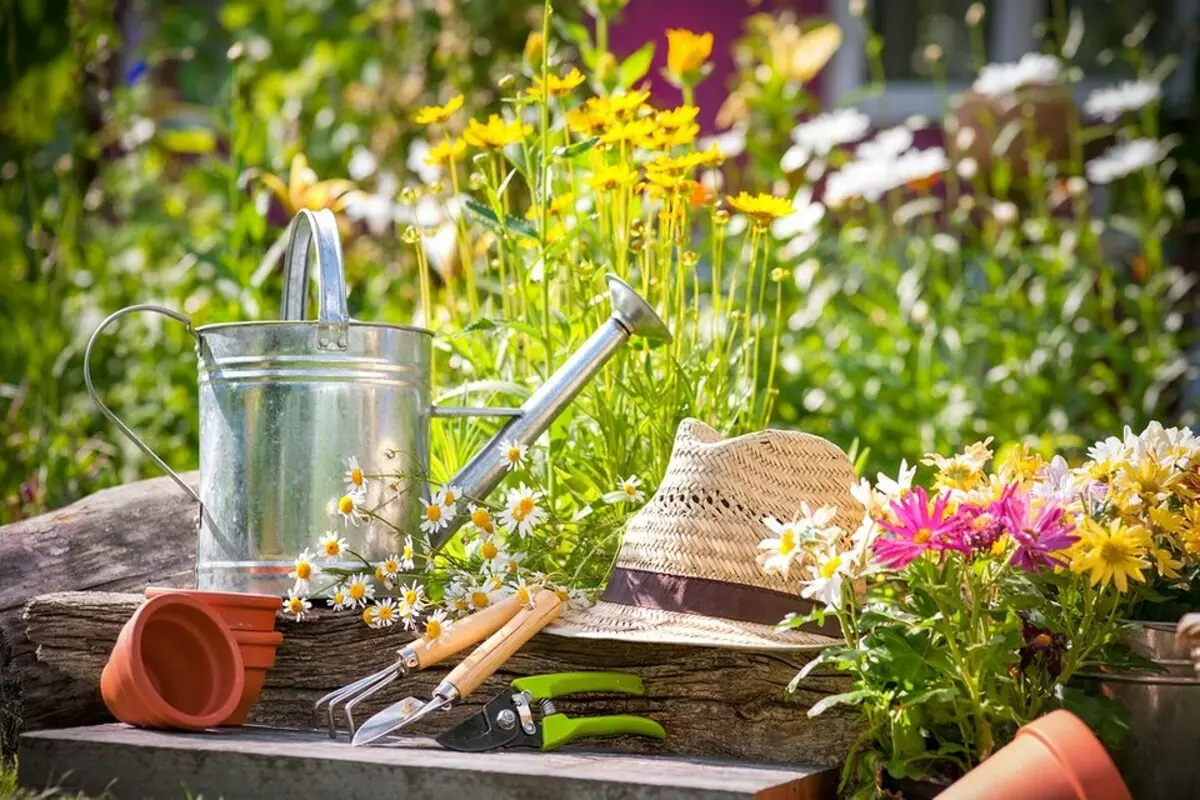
[820,556,843,579]
[914,528,933,544]
[778,529,796,555]
[338,495,355,515]
[350,468,364,487]
[426,619,442,639]
[374,566,386,583]
[403,543,414,560]
[519,496,536,516]
[1100,539,1133,564]
[377,604,394,622]
[517,586,532,606]
[349,583,366,599]
[623,483,637,495]
[506,447,522,462]
[287,597,303,614]
[385,559,398,573]
[324,541,340,556]
[404,589,418,605]
[472,508,492,527]
[362,606,376,625]
[471,591,490,609]
[295,561,312,580]
[333,592,345,605]
[481,540,499,560]
[443,489,457,505]
[426,504,442,522]
[504,559,518,573]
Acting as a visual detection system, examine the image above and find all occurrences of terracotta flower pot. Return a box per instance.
[223,629,284,726]
[144,587,281,632]
[940,710,1131,800]
[100,593,244,730]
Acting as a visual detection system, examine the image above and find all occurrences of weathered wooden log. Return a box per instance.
[19,592,859,766]
[0,474,199,752]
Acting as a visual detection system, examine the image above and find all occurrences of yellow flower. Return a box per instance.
[666,29,713,80]
[523,31,545,67]
[923,439,995,493]
[590,163,639,191]
[424,137,466,166]
[770,21,843,84]
[258,153,357,217]
[607,89,651,119]
[1149,504,1183,534]
[526,67,586,100]
[655,105,700,130]
[525,191,575,220]
[1073,517,1152,593]
[1180,504,1200,555]
[1116,457,1180,506]
[1153,546,1184,579]
[726,191,795,225]
[414,94,465,125]
[697,142,725,168]
[600,118,657,146]
[464,114,533,149]
[1002,443,1045,484]
[566,102,608,135]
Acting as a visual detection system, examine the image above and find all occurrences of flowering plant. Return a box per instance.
[764,421,1200,795]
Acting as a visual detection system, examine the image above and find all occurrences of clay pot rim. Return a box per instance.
[1017,710,1126,799]
[123,593,245,728]
[231,629,284,646]
[144,587,282,610]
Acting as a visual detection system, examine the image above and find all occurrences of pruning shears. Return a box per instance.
[434,671,667,752]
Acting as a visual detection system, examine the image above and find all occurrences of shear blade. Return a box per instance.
[435,689,536,752]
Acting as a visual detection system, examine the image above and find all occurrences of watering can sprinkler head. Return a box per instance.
[605,274,672,344]
[429,274,670,552]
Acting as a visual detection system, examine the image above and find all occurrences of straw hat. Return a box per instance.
[547,418,862,650]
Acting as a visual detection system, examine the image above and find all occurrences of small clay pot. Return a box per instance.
[223,629,284,726]
[940,710,1131,800]
[101,593,244,730]
[144,587,281,632]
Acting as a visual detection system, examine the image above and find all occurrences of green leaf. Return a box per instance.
[808,689,873,718]
[552,136,600,160]
[464,198,538,240]
[618,42,655,88]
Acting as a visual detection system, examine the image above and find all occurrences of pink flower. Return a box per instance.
[873,487,966,569]
[994,483,1077,571]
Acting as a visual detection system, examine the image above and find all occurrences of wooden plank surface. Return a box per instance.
[15,592,859,767]
[18,724,838,800]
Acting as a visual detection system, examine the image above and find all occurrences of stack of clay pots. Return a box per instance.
[101,588,283,730]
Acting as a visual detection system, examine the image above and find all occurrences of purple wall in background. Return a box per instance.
[607,0,827,132]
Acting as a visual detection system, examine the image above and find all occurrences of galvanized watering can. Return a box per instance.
[85,209,670,595]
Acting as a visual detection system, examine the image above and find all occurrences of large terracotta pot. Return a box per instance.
[940,710,1130,800]
[100,593,244,730]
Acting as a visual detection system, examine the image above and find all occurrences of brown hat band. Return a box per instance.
[600,567,841,638]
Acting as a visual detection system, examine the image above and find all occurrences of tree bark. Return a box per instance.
[13,592,859,767]
[0,473,199,752]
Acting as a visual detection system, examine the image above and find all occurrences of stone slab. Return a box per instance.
[19,724,837,800]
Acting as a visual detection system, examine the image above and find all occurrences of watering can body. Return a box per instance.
[85,209,669,596]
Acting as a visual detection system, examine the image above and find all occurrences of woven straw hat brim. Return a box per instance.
[545,601,838,651]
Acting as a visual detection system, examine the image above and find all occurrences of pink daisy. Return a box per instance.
[873,487,966,569]
[994,483,1077,572]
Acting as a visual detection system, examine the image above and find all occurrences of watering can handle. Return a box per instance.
[83,304,202,503]
[280,208,350,351]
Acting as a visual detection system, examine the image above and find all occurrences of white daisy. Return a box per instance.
[855,126,914,162]
[756,518,803,576]
[466,578,510,611]
[972,53,1061,97]
[398,582,427,617]
[419,495,451,534]
[552,585,595,612]
[444,579,473,616]
[1085,138,1167,185]
[440,484,464,509]
[369,598,400,629]
[512,577,537,608]
[499,483,547,537]
[876,460,916,498]
[468,503,496,536]
[288,549,319,595]
[344,572,375,608]
[825,147,948,206]
[771,188,825,259]
[327,584,350,611]
[283,594,312,622]
[486,548,526,577]
[400,535,416,571]
[602,475,645,504]
[1084,79,1161,122]
[500,439,528,471]
[334,490,369,526]
[422,609,453,647]
[800,552,848,611]
[344,456,367,493]
[318,531,347,560]
[379,553,404,588]
[781,109,870,172]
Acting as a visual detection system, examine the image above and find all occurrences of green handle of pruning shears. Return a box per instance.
[540,713,666,751]
[511,672,645,700]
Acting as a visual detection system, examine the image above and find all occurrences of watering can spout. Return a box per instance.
[429,274,670,552]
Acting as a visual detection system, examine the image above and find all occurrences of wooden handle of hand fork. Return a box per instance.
[413,590,527,670]
[444,589,564,698]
